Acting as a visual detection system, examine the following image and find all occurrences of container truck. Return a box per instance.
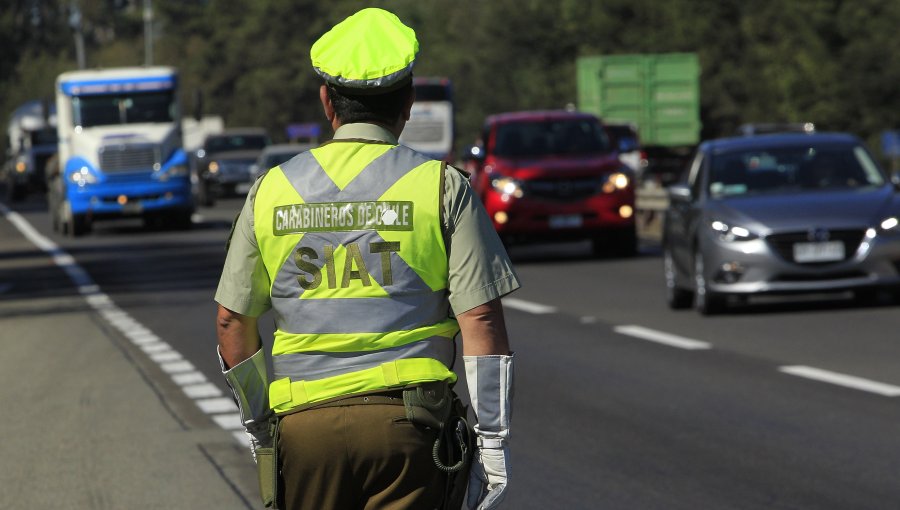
[3,100,57,202]
[48,66,193,236]
[577,53,701,186]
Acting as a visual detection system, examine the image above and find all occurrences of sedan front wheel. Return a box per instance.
[693,250,725,315]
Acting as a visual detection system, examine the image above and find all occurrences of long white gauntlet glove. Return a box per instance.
[218,347,273,462]
[464,354,514,510]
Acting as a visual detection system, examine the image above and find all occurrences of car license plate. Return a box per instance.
[549,214,582,229]
[793,241,844,263]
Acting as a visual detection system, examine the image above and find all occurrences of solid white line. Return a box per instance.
[212,413,243,430]
[502,297,558,315]
[196,398,238,414]
[614,325,712,350]
[182,383,224,399]
[779,365,900,397]
[1,201,247,445]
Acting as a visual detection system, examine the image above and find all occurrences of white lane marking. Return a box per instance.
[502,297,558,315]
[779,365,900,397]
[614,325,713,350]
[0,202,246,445]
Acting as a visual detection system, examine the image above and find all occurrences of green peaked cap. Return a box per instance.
[311,8,418,92]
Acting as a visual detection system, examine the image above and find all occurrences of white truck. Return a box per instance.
[48,66,193,236]
[3,100,58,202]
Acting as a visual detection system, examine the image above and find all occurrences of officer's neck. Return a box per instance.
[332,117,406,139]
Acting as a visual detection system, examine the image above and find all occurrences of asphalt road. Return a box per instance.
[4,194,900,509]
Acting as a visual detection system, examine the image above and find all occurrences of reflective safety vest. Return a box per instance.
[254,139,459,414]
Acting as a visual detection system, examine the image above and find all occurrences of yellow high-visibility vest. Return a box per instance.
[253,139,459,413]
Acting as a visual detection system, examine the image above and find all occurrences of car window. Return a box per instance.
[206,134,270,152]
[493,118,611,158]
[708,144,885,198]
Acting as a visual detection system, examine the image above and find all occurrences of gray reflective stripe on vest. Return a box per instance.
[271,144,446,336]
[272,335,454,381]
[280,145,431,203]
[272,290,448,334]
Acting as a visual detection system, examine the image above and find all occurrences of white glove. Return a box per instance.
[464,354,514,510]
[467,442,510,509]
[218,346,273,461]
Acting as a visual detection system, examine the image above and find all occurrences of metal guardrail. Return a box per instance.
[635,185,669,243]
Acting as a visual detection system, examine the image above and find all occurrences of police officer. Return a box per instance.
[215,8,518,510]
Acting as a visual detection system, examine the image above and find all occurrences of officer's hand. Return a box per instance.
[467,444,509,510]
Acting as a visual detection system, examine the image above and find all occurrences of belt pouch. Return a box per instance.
[256,419,280,508]
[403,380,452,430]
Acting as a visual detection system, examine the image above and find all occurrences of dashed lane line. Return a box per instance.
[0,203,249,447]
[501,296,900,398]
[614,325,713,350]
[779,365,900,397]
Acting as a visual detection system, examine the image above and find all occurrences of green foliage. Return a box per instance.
[2,0,899,156]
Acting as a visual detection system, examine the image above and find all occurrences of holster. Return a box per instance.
[255,417,283,509]
[402,381,474,510]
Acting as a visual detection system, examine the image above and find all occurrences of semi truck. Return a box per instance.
[48,66,193,236]
[3,100,58,202]
[577,53,701,186]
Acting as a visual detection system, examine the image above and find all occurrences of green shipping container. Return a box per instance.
[577,53,701,146]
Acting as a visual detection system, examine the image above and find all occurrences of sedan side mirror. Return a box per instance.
[668,183,693,203]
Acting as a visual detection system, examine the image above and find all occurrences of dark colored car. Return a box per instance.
[663,132,900,314]
[465,110,637,256]
[193,128,271,206]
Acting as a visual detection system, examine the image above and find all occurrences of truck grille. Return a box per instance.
[766,229,865,265]
[99,145,158,173]
[524,177,601,201]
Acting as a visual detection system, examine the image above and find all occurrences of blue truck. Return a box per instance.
[48,66,193,236]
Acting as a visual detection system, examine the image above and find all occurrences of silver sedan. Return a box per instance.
[663,132,900,314]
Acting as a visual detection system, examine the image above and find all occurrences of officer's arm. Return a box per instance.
[456,298,510,356]
[216,304,262,369]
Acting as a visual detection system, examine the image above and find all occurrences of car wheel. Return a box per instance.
[693,250,724,315]
[664,246,693,309]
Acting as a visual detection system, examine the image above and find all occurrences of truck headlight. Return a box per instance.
[491,177,524,198]
[711,220,758,242]
[69,167,97,187]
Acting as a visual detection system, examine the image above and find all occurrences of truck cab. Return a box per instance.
[3,100,57,202]
[49,66,192,236]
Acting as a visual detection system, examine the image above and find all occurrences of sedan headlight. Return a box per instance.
[491,177,524,198]
[207,161,220,174]
[711,220,758,242]
[602,171,631,193]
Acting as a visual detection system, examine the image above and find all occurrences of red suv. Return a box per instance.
[465,110,637,256]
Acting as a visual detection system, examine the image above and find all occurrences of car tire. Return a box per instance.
[693,250,725,315]
[664,246,693,309]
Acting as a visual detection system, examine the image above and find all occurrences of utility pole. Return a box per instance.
[69,0,86,69]
[143,0,154,66]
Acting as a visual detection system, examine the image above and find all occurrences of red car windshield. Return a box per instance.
[493,118,612,158]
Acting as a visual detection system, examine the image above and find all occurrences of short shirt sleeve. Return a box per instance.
[214,178,272,317]
[444,166,520,314]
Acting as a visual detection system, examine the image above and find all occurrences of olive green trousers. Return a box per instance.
[278,395,448,510]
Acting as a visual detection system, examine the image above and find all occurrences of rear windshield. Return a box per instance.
[709,144,885,197]
[493,118,611,158]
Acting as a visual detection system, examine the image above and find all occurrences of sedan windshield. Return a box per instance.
[207,134,270,153]
[709,144,885,197]
[493,118,611,158]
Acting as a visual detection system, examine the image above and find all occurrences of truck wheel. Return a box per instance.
[5,177,24,202]
[61,200,90,237]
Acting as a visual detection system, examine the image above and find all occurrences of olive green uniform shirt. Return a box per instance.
[215,123,520,317]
